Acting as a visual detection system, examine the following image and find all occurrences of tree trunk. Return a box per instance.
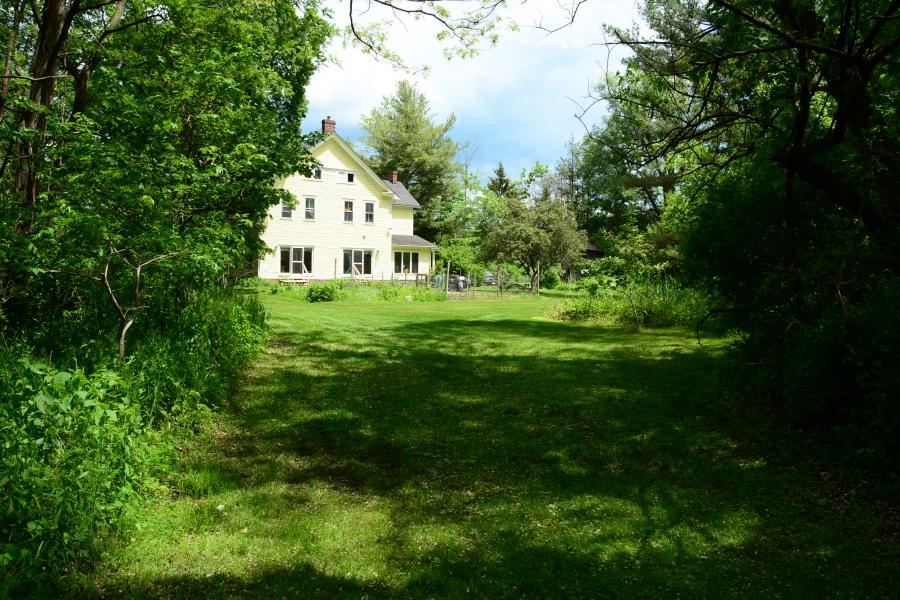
[0,0,25,120]
[13,0,76,235]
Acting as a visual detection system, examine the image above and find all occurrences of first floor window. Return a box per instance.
[280,246,313,275]
[343,200,353,222]
[305,197,315,219]
[365,202,374,223]
[394,251,419,274]
[343,249,373,276]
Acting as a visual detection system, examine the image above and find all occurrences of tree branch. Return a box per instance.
[712,0,853,62]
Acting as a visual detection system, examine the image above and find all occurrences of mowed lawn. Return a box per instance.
[88,294,899,598]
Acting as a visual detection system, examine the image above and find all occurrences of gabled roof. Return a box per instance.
[307,132,422,209]
[392,234,437,249]
[307,132,396,197]
[383,180,421,208]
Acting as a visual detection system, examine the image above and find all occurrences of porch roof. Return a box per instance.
[392,234,437,249]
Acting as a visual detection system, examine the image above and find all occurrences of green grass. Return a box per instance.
[81,295,899,598]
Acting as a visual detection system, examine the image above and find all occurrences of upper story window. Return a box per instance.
[338,171,355,184]
[311,168,322,180]
[365,202,374,223]
[304,197,315,220]
[343,200,353,222]
[280,198,292,218]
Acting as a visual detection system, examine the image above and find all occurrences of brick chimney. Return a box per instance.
[388,171,398,184]
[321,115,336,134]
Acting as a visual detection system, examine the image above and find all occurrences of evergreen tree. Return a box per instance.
[361,81,461,238]
[487,162,512,197]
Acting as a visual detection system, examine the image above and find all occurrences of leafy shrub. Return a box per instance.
[0,356,154,586]
[408,285,445,302]
[0,288,267,593]
[557,277,709,327]
[540,265,563,289]
[307,281,343,302]
[127,290,267,417]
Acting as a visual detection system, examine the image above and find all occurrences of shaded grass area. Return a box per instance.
[83,297,899,598]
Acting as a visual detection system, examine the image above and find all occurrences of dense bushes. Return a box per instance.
[0,0,329,591]
[125,291,268,417]
[556,275,708,327]
[268,280,446,303]
[0,289,267,593]
[307,281,344,303]
[539,265,563,289]
[0,358,152,581]
[557,228,708,328]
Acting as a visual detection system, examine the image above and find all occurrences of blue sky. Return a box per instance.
[300,1,641,182]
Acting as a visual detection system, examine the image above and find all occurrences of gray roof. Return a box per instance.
[383,180,421,208]
[392,234,437,249]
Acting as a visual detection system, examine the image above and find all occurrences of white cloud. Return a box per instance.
[303,0,642,176]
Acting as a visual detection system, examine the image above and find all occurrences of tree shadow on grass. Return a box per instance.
[86,314,899,597]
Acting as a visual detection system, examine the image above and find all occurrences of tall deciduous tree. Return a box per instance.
[0,0,331,356]
[481,195,586,292]
[361,80,461,238]
[599,0,900,461]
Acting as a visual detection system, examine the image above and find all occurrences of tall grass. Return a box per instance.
[556,276,709,327]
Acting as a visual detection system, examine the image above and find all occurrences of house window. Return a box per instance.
[304,197,315,220]
[343,249,373,276]
[281,198,292,218]
[394,251,419,274]
[365,202,374,223]
[338,171,355,183]
[343,200,353,222]
[280,246,313,275]
[312,168,322,180]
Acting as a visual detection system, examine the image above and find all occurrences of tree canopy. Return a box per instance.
[361,80,462,239]
[1,0,331,354]
[589,0,900,461]
[481,195,586,292]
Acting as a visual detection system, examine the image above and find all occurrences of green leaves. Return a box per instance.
[361,80,462,238]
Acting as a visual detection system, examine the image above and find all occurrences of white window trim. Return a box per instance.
[342,248,374,277]
[394,250,420,274]
[337,170,356,184]
[280,198,293,219]
[304,196,316,220]
[343,199,354,223]
[364,202,375,224]
[279,245,314,276]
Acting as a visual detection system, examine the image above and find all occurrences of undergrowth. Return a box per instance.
[0,289,267,596]
[555,276,709,328]
[265,279,446,303]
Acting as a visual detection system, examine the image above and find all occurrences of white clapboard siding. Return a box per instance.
[258,135,431,281]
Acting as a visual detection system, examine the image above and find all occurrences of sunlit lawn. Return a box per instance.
[86,293,899,598]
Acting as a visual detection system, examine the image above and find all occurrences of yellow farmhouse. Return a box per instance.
[258,117,437,282]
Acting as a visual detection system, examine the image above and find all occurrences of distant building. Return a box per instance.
[258,117,437,282]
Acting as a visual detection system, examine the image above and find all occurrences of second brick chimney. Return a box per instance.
[388,171,398,184]
[321,116,336,134]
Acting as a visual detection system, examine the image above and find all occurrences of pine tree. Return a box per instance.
[361,81,460,238]
[487,162,512,197]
